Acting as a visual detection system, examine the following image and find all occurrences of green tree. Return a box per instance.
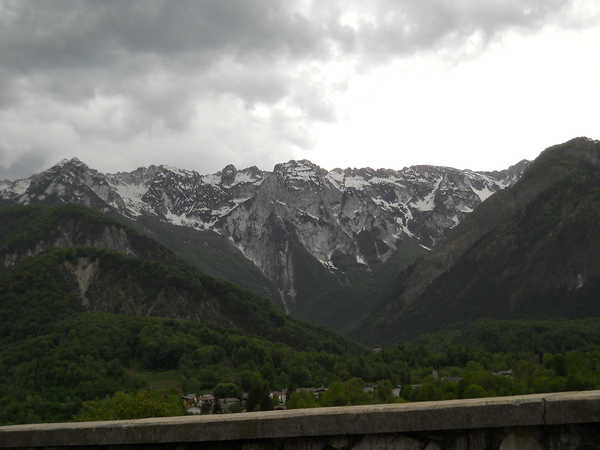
[287,391,317,409]
[289,366,312,387]
[463,384,487,399]
[272,392,281,408]
[213,383,242,399]
[238,370,262,392]
[75,391,183,421]
[345,378,370,405]
[246,378,272,412]
[320,381,346,406]
[374,380,394,404]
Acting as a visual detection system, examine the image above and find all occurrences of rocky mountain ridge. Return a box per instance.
[0,156,529,316]
[354,137,600,343]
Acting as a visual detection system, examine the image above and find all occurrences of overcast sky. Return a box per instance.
[1,0,599,179]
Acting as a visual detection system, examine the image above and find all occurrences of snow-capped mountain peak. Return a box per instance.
[273,159,329,191]
[0,156,529,314]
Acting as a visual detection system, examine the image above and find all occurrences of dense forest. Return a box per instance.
[3,262,600,425]
[2,205,600,425]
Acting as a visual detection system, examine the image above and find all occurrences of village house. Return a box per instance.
[314,386,328,396]
[181,394,197,410]
[198,393,215,413]
[181,393,217,415]
[493,369,514,378]
[433,368,463,384]
[269,389,287,405]
[296,386,328,399]
[182,391,246,415]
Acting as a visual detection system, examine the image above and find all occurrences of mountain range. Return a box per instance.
[0,155,529,330]
[355,137,600,343]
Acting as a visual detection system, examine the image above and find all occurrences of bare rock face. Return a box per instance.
[0,156,529,315]
[1,221,137,268]
[220,164,237,186]
[64,257,99,307]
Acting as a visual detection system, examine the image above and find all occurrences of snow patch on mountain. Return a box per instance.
[232,172,261,186]
[344,175,372,190]
[411,177,442,211]
[470,182,495,202]
[162,165,195,178]
[201,173,221,186]
[325,169,344,190]
[356,254,367,265]
[108,181,148,216]
[0,178,31,199]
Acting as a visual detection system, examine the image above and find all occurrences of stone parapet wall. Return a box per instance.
[2,391,600,450]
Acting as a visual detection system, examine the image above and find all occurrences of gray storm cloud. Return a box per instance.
[0,0,591,178]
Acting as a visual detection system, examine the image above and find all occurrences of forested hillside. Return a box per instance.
[0,244,361,424]
[0,204,175,267]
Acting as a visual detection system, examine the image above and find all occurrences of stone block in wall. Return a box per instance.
[283,437,326,450]
[449,435,468,450]
[328,436,352,449]
[499,432,542,450]
[467,430,488,450]
[545,424,600,450]
[352,434,424,450]
[242,440,283,450]
[424,441,442,450]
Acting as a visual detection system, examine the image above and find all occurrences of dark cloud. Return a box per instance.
[0,147,50,179]
[349,0,571,59]
[1,0,574,106]
[0,0,594,178]
[0,1,328,74]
